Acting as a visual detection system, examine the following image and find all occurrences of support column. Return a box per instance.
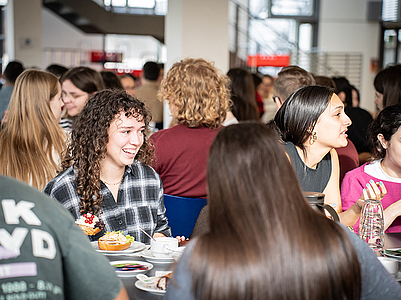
[5,0,42,68]
[163,0,229,128]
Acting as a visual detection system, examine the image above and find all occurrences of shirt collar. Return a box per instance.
[125,162,140,178]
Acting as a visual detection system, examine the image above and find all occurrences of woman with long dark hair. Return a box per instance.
[274,85,365,227]
[226,68,259,121]
[373,64,401,111]
[165,122,400,299]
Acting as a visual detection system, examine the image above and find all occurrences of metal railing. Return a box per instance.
[92,0,167,15]
[43,48,89,68]
[230,0,363,87]
[292,51,363,88]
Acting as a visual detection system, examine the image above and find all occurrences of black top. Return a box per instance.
[284,142,332,193]
[345,106,373,153]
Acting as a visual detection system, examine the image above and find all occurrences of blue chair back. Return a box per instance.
[163,194,207,237]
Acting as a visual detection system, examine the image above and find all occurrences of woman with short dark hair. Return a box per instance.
[274,85,364,227]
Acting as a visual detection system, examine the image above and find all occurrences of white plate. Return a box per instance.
[91,241,146,254]
[141,249,175,264]
[110,260,153,277]
[135,279,166,295]
[383,248,401,260]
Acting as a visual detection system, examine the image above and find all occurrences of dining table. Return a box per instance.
[107,250,175,300]
[102,233,401,300]
[383,233,401,284]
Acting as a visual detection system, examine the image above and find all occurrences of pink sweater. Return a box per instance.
[341,163,401,233]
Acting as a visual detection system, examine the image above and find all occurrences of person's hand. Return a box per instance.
[361,180,387,201]
[176,236,189,247]
[355,198,365,210]
[355,180,386,212]
[153,232,166,238]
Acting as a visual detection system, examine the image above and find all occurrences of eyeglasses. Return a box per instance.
[61,92,87,103]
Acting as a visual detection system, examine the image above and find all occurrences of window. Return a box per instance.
[270,0,314,16]
[248,0,319,54]
[128,0,155,8]
[382,0,399,21]
[103,0,156,9]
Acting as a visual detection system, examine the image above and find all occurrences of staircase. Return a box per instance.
[42,0,165,42]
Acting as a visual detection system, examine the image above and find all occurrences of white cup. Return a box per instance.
[151,237,179,258]
[172,247,186,261]
[378,257,399,275]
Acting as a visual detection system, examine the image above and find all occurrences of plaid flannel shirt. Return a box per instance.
[44,162,171,244]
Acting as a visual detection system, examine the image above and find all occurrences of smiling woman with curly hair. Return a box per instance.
[44,89,171,243]
[151,58,230,198]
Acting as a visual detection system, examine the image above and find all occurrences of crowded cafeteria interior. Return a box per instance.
[1,0,401,299]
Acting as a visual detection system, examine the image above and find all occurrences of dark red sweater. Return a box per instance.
[151,124,220,198]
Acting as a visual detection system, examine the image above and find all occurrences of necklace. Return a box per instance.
[101,176,123,186]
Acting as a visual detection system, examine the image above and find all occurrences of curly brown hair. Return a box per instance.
[61,89,154,215]
[158,58,230,129]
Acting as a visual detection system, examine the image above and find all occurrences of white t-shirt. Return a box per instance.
[364,159,401,183]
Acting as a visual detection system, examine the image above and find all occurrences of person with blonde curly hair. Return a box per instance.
[44,89,171,243]
[0,70,66,190]
[150,58,230,198]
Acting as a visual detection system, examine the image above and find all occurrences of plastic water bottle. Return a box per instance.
[359,198,384,254]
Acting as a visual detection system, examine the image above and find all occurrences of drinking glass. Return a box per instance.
[359,198,384,254]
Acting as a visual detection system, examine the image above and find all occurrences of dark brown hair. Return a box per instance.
[61,89,153,215]
[61,66,105,94]
[227,68,259,121]
[274,85,334,155]
[369,103,401,160]
[188,122,361,300]
[101,71,123,90]
[314,75,337,90]
[374,64,401,108]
